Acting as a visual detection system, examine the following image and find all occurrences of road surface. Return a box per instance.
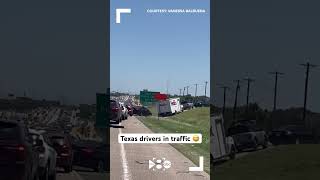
[56,167,108,180]
[110,116,210,180]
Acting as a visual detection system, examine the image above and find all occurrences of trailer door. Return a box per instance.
[211,115,227,159]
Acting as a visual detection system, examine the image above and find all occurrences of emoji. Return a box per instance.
[193,135,200,142]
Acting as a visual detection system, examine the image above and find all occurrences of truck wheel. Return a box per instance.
[254,138,259,150]
[262,136,268,149]
[64,165,72,173]
[229,146,236,160]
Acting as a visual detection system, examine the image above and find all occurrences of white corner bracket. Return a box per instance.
[189,156,204,172]
[116,8,131,24]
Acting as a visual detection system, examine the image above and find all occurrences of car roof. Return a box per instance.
[29,128,46,134]
[0,119,25,128]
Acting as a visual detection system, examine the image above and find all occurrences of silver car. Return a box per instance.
[228,125,268,151]
[29,129,57,180]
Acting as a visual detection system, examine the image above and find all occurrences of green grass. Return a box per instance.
[213,144,320,180]
[138,107,210,173]
[146,105,158,116]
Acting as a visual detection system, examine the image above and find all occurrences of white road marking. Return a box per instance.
[189,156,204,172]
[119,125,131,180]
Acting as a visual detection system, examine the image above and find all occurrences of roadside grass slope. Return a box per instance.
[138,107,210,173]
[213,144,320,180]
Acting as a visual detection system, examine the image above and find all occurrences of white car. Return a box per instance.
[119,102,128,120]
[29,129,57,180]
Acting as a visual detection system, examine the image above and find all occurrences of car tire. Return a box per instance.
[229,146,236,160]
[64,165,72,173]
[262,136,268,149]
[33,172,40,180]
[254,138,259,150]
[40,165,49,180]
[95,160,105,173]
[49,169,56,180]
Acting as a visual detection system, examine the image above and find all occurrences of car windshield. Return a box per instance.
[0,122,19,140]
[51,136,65,146]
[110,101,117,108]
[30,133,42,145]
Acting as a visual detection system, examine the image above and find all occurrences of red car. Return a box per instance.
[0,120,40,180]
[48,133,74,173]
[126,105,133,116]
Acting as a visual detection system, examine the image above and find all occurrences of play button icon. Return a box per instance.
[149,160,156,169]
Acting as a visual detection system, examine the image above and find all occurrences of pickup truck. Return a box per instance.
[228,121,268,151]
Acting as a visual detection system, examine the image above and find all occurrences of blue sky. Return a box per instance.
[110,0,210,96]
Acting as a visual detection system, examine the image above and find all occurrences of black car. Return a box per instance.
[110,100,122,124]
[194,102,203,107]
[73,140,108,172]
[132,106,152,116]
[269,125,314,145]
[181,101,194,110]
[0,120,40,180]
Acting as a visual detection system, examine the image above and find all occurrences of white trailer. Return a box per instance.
[211,114,236,162]
[157,98,182,116]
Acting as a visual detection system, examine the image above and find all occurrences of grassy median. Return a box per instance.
[213,144,320,180]
[137,107,210,173]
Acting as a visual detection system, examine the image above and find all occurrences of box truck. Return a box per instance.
[211,114,236,163]
[157,98,182,116]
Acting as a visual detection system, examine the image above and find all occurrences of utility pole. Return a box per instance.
[166,80,169,95]
[243,77,255,114]
[194,84,198,97]
[233,80,241,120]
[269,71,284,111]
[204,81,208,97]
[218,85,230,116]
[300,60,318,127]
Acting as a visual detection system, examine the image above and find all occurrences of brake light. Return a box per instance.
[17,145,26,161]
[17,145,25,151]
[5,145,26,161]
[112,107,119,112]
